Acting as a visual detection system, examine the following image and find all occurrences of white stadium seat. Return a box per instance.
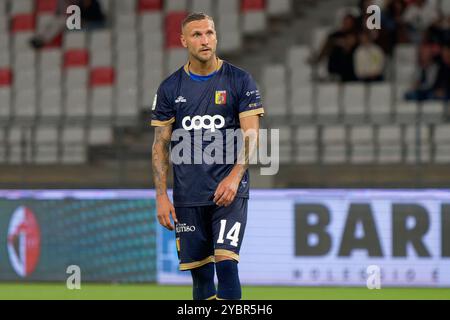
[65,68,88,89]
[322,126,347,163]
[90,49,112,67]
[217,0,239,14]
[61,127,87,164]
[191,0,213,14]
[64,31,87,49]
[343,83,366,120]
[35,126,59,164]
[90,87,113,117]
[295,126,317,163]
[88,127,113,145]
[434,124,450,163]
[317,84,339,119]
[40,88,62,117]
[378,125,402,163]
[350,126,374,163]
[164,0,188,12]
[0,88,11,118]
[405,125,430,163]
[8,127,33,164]
[368,83,392,121]
[242,11,266,34]
[11,0,34,15]
[65,88,88,117]
[140,12,163,34]
[290,85,313,117]
[267,0,292,16]
[14,89,36,118]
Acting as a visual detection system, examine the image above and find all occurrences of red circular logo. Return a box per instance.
[7,206,41,277]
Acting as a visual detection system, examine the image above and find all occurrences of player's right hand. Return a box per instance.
[156,194,178,231]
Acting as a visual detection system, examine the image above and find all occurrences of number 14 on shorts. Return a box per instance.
[217,220,241,247]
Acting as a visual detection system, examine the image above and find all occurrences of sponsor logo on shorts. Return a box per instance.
[176,223,196,233]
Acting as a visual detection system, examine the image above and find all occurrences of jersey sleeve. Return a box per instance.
[237,73,265,119]
[150,85,175,127]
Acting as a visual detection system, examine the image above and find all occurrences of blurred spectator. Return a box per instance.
[311,13,359,81]
[354,31,385,82]
[380,0,409,54]
[405,45,439,100]
[432,45,450,100]
[402,0,439,43]
[30,0,106,49]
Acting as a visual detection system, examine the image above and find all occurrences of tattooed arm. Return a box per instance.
[213,115,260,207]
[152,125,178,230]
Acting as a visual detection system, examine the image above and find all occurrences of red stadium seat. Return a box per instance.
[44,32,63,48]
[11,14,36,32]
[90,67,115,86]
[138,0,163,12]
[241,0,265,11]
[0,69,12,86]
[36,0,58,12]
[64,49,89,67]
[165,12,187,48]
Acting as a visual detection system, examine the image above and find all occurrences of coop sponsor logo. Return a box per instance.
[7,206,41,277]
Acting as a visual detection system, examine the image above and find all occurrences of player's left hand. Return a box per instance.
[214,174,240,207]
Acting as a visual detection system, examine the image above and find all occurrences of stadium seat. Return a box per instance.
[0,16,7,34]
[350,126,374,163]
[65,87,88,117]
[142,33,163,53]
[368,83,392,121]
[167,48,187,75]
[39,88,62,117]
[288,46,312,85]
[116,32,138,51]
[117,88,138,117]
[0,51,9,69]
[263,65,287,116]
[434,124,450,163]
[117,70,138,91]
[64,49,89,67]
[0,68,12,86]
[14,50,36,71]
[88,127,113,145]
[90,67,115,86]
[11,14,36,32]
[317,84,340,119]
[36,0,58,12]
[0,34,9,52]
[343,83,366,120]
[138,0,163,12]
[61,127,86,164]
[89,30,112,51]
[165,12,187,48]
[295,126,317,163]
[13,32,34,51]
[278,126,293,164]
[35,126,59,164]
[0,127,5,163]
[90,87,113,117]
[11,0,34,15]
[0,88,11,118]
[165,0,188,12]
[422,101,444,122]
[191,0,213,14]
[139,12,163,34]
[217,14,241,53]
[115,0,137,14]
[8,126,34,164]
[443,0,450,14]
[14,69,36,90]
[395,101,418,122]
[90,49,112,67]
[65,68,88,89]
[377,125,402,163]
[267,0,292,16]
[14,88,37,117]
[117,51,137,72]
[64,31,87,49]
[39,68,61,89]
[242,11,266,34]
[114,13,137,31]
[322,125,347,163]
[405,125,431,164]
[40,48,62,69]
[290,85,313,117]
[217,0,239,14]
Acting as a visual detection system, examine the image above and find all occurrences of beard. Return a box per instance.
[191,48,216,63]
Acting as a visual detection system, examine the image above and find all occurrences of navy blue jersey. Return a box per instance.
[151,60,264,207]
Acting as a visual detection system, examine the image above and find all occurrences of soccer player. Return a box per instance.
[151,12,264,300]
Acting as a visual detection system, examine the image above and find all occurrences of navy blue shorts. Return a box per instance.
[175,197,248,271]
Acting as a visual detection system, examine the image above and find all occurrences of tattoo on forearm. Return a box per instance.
[152,126,172,196]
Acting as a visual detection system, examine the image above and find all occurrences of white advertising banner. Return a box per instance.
[158,189,450,287]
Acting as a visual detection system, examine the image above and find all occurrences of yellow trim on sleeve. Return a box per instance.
[239,108,265,119]
[179,256,215,271]
[151,117,175,127]
[206,295,217,300]
[214,249,240,262]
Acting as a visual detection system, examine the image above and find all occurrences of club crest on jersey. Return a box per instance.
[215,90,227,105]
